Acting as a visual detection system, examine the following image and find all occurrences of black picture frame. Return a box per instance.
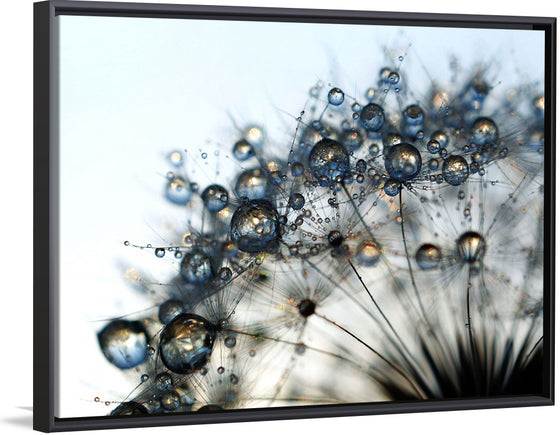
[34,0,556,432]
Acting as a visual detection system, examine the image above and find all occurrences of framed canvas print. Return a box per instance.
[34,0,555,432]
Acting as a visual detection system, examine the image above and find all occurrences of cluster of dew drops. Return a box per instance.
[96,53,545,416]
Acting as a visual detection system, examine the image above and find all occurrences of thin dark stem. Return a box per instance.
[346,258,417,364]
[521,336,544,369]
[465,268,481,394]
[315,312,425,399]
[398,189,430,326]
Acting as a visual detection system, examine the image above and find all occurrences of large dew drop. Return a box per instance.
[159,313,216,375]
[235,168,269,200]
[415,244,442,270]
[98,320,148,369]
[232,139,255,161]
[384,143,422,182]
[328,87,345,106]
[455,231,486,264]
[180,252,215,284]
[230,199,280,253]
[442,156,469,186]
[165,177,192,205]
[355,240,382,266]
[201,184,229,212]
[308,138,350,184]
[360,103,385,131]
[403,105,424,126]
[110,401,149,416]
[471,117,499,146]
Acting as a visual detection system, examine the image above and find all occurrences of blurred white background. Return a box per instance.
[0,0,558,434]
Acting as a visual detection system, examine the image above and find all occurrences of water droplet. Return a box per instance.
[154,373,173,392]
[388,71,400,85]
[232,139,255,161]
[308,138,350,184]
[355,240,382,266]
[159,314,215,374]
[141,374,149,383]
[384,143,422,182]
[431,130,449,148]
[97,320,148,369]
[235,168,269,200]
[158,299,184,325]
[166,177,192,205]
[471,117,499,146]
[289,193,305,210]
[428,158,439,170]
[230,199,280,253]
[383,179,401,197]
[180,252,215,284]
[168,150,183,167]
[219,267,233,281]
[340,128,363,150]
[201,184,229,212]
[291,162,304,177]
[360,103,385,132]
[427,140,440,154]
[161,391,181,411]
[403,105,424,126]
[110,402,148,416]
[456,231,486,265]
[155,248,165,258]
[328,87,345,106]
[201,152,208,159]
[415,244,442,270]
[369,143,380,156]
[224,336,237,348]
[244,126,265,147]
[327,230,344,248]
[442,156,469,186]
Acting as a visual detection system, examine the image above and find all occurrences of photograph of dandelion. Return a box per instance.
[34,1,555,432]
